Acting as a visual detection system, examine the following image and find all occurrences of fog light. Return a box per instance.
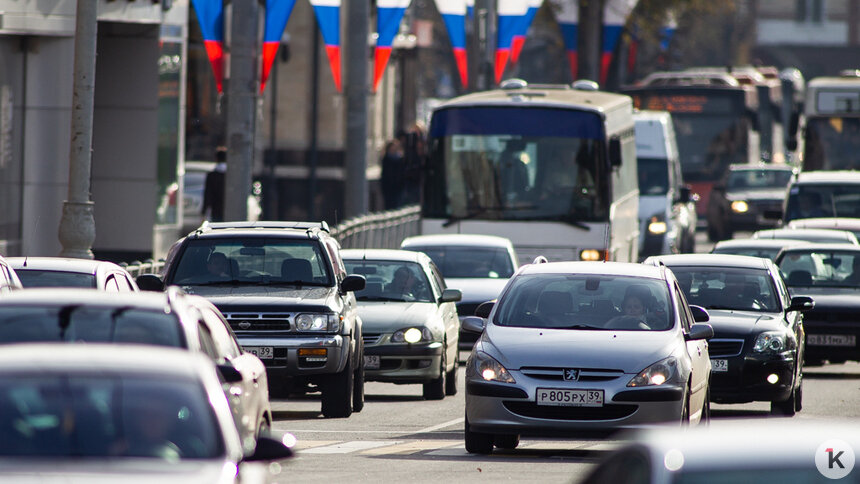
[767,373,779,384]
[299,348,327,357]
[731,200,749,213]
[418,359,432,368]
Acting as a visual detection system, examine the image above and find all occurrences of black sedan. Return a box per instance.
[775,243,860,365]
[644,254,813,416]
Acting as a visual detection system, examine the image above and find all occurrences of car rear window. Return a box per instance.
[404,245,514,279]
[15,269,96,289]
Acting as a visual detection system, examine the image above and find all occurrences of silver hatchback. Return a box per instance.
[462,261,713,454]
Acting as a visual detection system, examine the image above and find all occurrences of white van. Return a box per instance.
[634,110,697,259]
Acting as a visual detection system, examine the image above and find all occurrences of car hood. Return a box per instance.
[704,310,786,337]
[0,459,241,484]
[445,278,509,304]
[726,188,785,202]
[478,324,679,373]
[357,302,438,333]
[182,285,334,311]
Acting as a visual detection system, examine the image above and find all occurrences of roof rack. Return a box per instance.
[194,221,330,234]
[532,256,548,264]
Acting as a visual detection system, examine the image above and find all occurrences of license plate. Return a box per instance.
[245,346,273,359]
[808,334,856,347]
[536,388,603,407]
[364,355,380,370]
[711,359,728,372]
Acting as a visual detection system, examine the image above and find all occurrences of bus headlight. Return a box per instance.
[580,249,607,261]
[648,215,668,235]
[731,200,749,213]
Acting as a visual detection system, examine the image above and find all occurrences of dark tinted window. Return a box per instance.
[727,169,793,190]
[343,260,433,303]
[405,245,514,279]
[15,269,96,289]
[637,157,670,195]
[670,267,779,312]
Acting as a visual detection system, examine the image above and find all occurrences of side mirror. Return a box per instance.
[686,323,714,341]
[217,363,243,384]
[439,288,462,303]
[689,305,710,323]
[609,138,622,167]
[788,295,814,312]
[475,300,495,318]
[136,274,165,292]
[243,436,294,462]
[341,274,366,293]
[461,316,486,334]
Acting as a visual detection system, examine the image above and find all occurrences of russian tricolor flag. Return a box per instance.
[191,0,225,93]
[601,0,638,84]
[261,0,297,93]
[374,0,412,92]
[556,0,578,80]
[434,0,468,88]
[510,0,543,65]
[310,0,343,92]
[495,0,528,83]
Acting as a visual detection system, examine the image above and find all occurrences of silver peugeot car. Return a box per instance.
[462,260,713,454]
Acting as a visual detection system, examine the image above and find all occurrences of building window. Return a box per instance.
[796,0,824,23]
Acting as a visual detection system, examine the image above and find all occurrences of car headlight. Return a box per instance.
[295,313,341,332]
[391,327,433,343]
[628,356,679,387]
[731,200,749,213]
[753,332,787,353]
[472,351,515,383]
[648,215,667,235]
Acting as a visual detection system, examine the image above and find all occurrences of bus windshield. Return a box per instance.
[803,117,860,170]
[424,107,609,223]
[673,114,751,182]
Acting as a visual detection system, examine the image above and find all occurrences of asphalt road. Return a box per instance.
[270,230,860,483]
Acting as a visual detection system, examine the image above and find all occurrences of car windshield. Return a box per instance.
[726,169,793,191]
[15,270,96,289]
[0,373,225,459]
[404,245,514,279]
[785,183,860,221]
[492,274,673,330]
[637,157,670,195]
[170,237,332,286]
[0,305,184,347]
[343,260,434,303]
[670,267,779,312]
[777,250,860,288]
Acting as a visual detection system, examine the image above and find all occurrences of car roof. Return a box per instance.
[341,248,428,264]
[753,227,858,241]
[6,257,123,274]
[187,220,330,238]
[794,170,860,184]
[400,234,515,249]
[789,217,860,230]
[647,253,771,269]
[777,242,860,253]
[0,287,173,309]
[518,261,667,279]
[712,238,807,250]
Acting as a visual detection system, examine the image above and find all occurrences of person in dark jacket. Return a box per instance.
[202,147,227,222]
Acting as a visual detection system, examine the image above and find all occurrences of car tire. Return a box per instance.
[321,357,354,418]
[353,351,365,413]
[770,388,797,417]
[464,414,494,455]
[445,348,459,396]
[680,389,690,426]
[423,350,446,400]
[494,434,520,450]
[794,377,803,412]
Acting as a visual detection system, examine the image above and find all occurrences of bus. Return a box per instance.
[802,70,860,171]
[421,79,639,265]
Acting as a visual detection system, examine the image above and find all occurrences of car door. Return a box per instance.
[774,267,804,374]
[674,282,709,418]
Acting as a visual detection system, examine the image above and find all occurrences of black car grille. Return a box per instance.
[224,312,292,331]
[364,333,382,346]
[457,302,482,318]
[503,401,637,421]
[708,339,744,358]
[519,367,624,382]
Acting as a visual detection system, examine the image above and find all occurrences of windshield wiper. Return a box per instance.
[357,296,407,302]
[191,279,244,286]
[270,280,328,287]
[564,324,607,330]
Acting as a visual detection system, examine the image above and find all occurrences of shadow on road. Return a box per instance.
[803,371,860,380]
[365,393,425,402]
[271,410,323,420]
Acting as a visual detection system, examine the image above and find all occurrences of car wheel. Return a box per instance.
[353,351,365,413]
[321,357,353,418]
[423,350,446,400]
[770,388,797,417]
[680,389,690,426]
[445,348,459,396]
[794,377,803,412]
[464,413,494,454]
[494,434,520,450]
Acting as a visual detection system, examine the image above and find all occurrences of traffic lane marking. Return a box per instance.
[360,439,462,455]
[300,440,403,454]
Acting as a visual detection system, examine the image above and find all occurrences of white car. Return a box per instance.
[8,257,139,291]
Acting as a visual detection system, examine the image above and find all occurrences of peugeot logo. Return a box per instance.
[238,321,252,330]
[563,369,580,381]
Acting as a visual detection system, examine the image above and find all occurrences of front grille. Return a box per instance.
[520,367,624,382]
[708,339,744,358]
[363,333,382,346]
[224,312,292,331]
[457,302,482,318]
[503,401,637,421]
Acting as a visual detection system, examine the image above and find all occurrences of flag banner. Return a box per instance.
[374,0,412,92]
[191,0,225,92]
[495,0,529,83]
[310,0,343,91]
[601,0,638,84]
[556,0,578,79]
[434,0,468,88]
[261,0,298,93]
[511,0,543,64]
[466,0,474,19]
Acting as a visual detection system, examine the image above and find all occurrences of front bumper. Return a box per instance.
[708,354,795,404]
[364,341,444,383]
[464,372,685,436]
[236,334,350,378]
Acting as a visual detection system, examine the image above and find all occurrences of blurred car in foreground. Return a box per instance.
[0,255,22,292]
[0,288,272,449]
[775,243,860,365]
[461,261,713,454]
[706,164,794,242]
[788,217,860,241]
[579,419,860,483]
[710,237,806,261]
[342,249,462,400]
[645,254,813,416]
[400,234,518,350]
[0,344,292,483]
[8,257,139,291]
[753,227,859,245]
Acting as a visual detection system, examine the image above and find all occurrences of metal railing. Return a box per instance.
[331,204,421,249]
[120,258,165,278]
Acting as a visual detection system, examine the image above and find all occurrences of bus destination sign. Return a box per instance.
[632,94,733,114]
